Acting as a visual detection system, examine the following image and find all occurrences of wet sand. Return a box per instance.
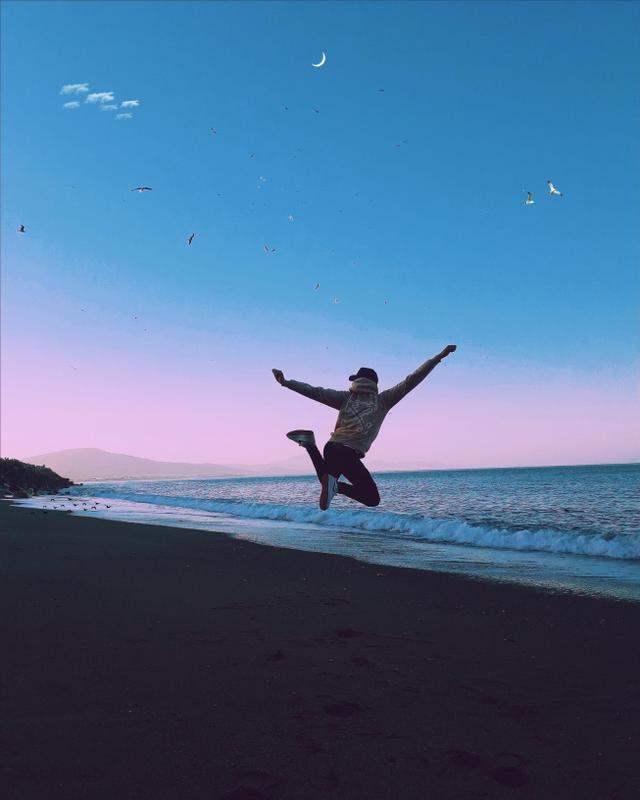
[1,499,638,799]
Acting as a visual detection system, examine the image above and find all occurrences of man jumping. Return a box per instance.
[272,344,457,510]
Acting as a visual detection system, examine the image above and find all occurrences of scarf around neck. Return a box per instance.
[349,377,379,394]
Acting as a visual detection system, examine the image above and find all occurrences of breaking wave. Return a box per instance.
[66,489,640,561]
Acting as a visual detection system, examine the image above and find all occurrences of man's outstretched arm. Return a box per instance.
[272,369,348,410]
[379,345,457,410]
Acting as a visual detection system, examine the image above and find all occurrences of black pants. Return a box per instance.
[305,441,380,507]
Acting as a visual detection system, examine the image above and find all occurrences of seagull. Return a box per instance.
[131,186,152,192]
[548,181,563,197]
[314,282,320,290]
[525,191,534,205]
[377,88,385,93]
[263,244,269,253]
[18,224,26,233]
[187,233,195,246]
[331,296,339,304]
[210,128,217,135]
[288,214,294,222]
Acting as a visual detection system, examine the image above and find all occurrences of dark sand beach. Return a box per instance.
[1,500,638,800]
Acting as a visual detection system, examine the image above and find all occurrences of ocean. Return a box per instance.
[23,463,640,602]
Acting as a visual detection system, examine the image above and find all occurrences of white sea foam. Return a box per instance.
[42,490,640,561]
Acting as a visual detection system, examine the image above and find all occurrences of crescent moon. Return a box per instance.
[312,52,326,68]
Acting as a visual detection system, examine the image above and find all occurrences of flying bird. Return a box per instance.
[314,282,320,290]
[210,128,217,135]
[187,233,195,246]
[288,214,294,222]
[18,224,26,233]
[131,186,152,192]
[331,297,339,304]
[525,191,534,205]
[547,181,563,197]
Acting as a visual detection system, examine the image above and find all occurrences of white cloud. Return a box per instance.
[100,104,118,112]
[85,92,115,104]
[116,113,133,120]
[60,83,89,95]
[63,101,80,109]
[120,100,140,108]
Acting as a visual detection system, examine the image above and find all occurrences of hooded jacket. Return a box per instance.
[282,355,442,455]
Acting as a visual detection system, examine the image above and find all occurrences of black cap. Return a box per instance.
[349,367,378,383]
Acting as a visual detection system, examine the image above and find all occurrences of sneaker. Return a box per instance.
[286,429,316,448]
[319,473,339,511]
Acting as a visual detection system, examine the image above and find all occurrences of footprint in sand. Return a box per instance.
[334,629,363,639]
[445,749,529,788]
[265,651,285,662]
[224,769,283,800]
[502,703,536,721]
[321,700,366,718]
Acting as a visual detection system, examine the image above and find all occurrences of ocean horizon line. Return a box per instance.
[71,460,640,485]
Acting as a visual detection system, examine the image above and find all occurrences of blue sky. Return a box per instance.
[1,1,638,466]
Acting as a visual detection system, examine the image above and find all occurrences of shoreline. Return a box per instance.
[15,490,640,604]
[1,500,639,799]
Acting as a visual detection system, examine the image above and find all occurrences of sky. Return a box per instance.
[1,0,638,470]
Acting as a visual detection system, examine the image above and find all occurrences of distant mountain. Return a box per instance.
[20,447,454,483]
[21,448,254,482]
[228,453,314,477]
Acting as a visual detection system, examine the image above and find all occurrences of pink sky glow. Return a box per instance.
[2,346,637,470]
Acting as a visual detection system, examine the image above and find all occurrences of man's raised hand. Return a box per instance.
[272,368,285,385]
[440,344,457,359]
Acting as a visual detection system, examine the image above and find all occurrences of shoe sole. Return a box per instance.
[286,430,315,447]
[319,474,330,511]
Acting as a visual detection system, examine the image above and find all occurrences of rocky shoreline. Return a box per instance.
[0,457,74,498]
